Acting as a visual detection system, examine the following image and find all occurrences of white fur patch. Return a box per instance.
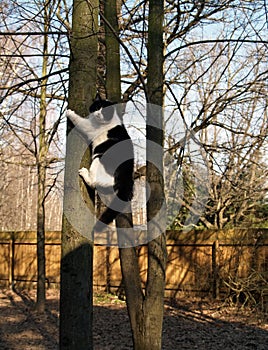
[66,108,122,143]
[79,159,114,189]
[90,158,114,188]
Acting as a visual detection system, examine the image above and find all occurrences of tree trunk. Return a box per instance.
[104,1,166,348]
[36,162,46,313]
[144,0,166,348]
[104,0,166,348]
[36,0,49,313]
[104,0,121,102]
[103,1,145,347]
[60,1,98,349]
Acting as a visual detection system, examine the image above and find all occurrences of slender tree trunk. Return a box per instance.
[36,163,46,313]
[104,0,121,102]
[103,1,145,348]
[60,1,98,348]
[124,1,167,348]
[36,0,49,313]
[104,0,166,349]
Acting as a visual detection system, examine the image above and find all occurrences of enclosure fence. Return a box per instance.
[0,229,267,300]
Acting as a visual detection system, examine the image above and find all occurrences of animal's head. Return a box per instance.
[89,93,116,123]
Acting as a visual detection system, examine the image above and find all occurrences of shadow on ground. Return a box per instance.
[0,290,267,350]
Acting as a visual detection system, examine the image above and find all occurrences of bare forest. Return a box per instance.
[1,1,267,232]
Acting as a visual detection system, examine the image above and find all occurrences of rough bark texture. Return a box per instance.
[144,0,167,348]
[60,1,98,349]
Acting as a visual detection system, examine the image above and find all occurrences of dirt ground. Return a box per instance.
[0,289,267,350]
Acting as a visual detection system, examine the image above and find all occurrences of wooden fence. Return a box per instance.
[0,229,267,298]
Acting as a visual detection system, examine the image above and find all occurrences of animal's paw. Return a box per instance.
[78,167,89,179]
[66,109,75,118]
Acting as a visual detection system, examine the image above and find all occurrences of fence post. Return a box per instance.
[212,240,220,299]
[9,233,15,290]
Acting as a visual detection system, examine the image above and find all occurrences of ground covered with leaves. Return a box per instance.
[0,289,267,349]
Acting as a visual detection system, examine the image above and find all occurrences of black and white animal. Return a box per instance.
[66,94,134,227]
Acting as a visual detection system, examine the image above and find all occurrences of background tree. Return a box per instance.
[36,0,52,313]
[166,34,268,230]
[0,0,67,310]
[1,1,267,237]
[118,0,267,231]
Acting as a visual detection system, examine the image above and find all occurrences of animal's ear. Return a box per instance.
[94,93,102,102]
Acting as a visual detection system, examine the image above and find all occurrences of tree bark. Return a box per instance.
[103,1,146,348]
[104,0,121,102]
[36,0,49,313]
[144,0,166,348]
[104,1,166,348]
[60,1,98,349]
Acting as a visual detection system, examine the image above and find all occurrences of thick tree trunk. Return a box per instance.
[60,1,98,349]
